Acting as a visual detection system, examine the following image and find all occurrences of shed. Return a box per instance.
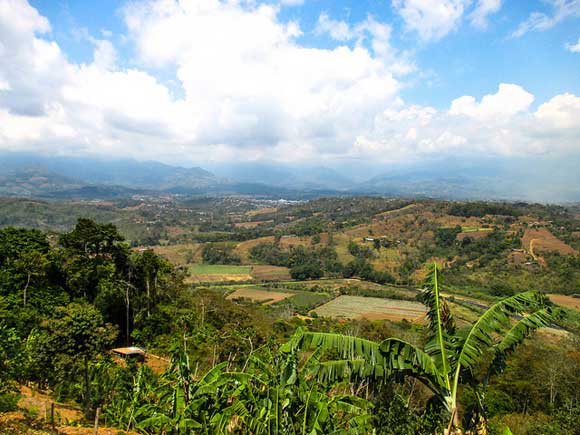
[112,346,146,362]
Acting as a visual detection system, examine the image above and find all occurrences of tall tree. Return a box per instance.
[28,302,117,417]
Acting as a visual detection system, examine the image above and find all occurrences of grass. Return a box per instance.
[277,292,333,312]
[461,226,493,233]
[189,264,251,275]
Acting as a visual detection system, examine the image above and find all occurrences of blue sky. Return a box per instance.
[28,0,580,108]
[1,0,580,166]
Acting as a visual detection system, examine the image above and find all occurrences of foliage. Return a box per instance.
[202,243,242,265]
[295,264,563,434]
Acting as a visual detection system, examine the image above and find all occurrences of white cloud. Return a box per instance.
[469,0,501,29]
[535,93,580,129]
[512,0,580,38]
[0,0,579,165]
[566,36,580,52]
[316,13,353,41]
[449,83,534,121]
[392,0,470,42]
[92,39,117,71]
[315,12,415,75]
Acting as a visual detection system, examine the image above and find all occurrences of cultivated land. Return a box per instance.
[548,294,580,311]
[187,264,253,282]
[227,288,294,305]
[313,295,427,322]
[522,227,577,256]
[250,265,291,281]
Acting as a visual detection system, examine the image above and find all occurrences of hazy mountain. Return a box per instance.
[355,156,580,202]
[205,162,353,190]
[1,152,579,202]
[0,153,218,191]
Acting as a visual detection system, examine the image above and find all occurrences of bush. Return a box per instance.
[0,392,19,412]
[290,263,323,280]
[202,243,241,265]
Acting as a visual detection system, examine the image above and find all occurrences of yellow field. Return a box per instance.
[151,243,201,265]
[548,294,580,311]
[227,288,293,305]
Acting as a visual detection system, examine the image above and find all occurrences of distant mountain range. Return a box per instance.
[1,152,579,203]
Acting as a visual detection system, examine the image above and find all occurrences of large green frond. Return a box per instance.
[297,331,391,384]
[379,338,446,395]
[488,306,564,375]
[419,263,455,381]
[299,332,385,366]
[420,263,456,336]
[456,291,547,371]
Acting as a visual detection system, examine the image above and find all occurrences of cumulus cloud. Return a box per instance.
[0,0,579,165]
[449,83,534,121]
[535,93,580,129]
[512,0,580,38]
[353,85,580,161]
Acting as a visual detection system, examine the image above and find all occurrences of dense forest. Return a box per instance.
[1,197,580,435]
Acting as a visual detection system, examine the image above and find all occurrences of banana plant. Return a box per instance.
[223,334,374,435]
[296,263,563,434]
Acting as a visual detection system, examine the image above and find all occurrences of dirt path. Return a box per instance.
[529,239,547,266]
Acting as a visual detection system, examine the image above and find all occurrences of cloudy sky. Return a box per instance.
[0,0,579,167]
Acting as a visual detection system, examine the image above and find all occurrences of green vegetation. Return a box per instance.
[1,197,580,434]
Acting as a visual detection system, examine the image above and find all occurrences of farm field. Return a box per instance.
[522,228,577,256]
[313,295,427,322]
[187,264,252,282]
[227,287,294,305]
[549,294,580,311]
[460,226,492,232]
[189,264,252,275]
[251,265,291,281]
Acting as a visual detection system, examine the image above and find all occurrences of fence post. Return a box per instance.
[50,402,55,430]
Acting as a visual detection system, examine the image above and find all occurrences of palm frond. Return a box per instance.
[419,263,455,381]
[299,331,385,367]
[456,291,547,371]
[379,338,446,395]
[315,358,389,384]
[488,306,563,375]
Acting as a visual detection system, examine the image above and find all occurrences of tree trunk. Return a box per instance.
[84,356,92,418]
[23,272,31,307]
[146,277,151,318]
[125,284,131,346]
